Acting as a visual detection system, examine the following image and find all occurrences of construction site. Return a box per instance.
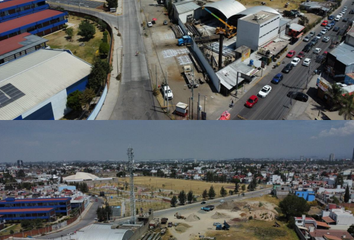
[140,0,318,119]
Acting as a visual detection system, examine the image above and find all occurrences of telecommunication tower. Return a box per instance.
[127,147,136,224]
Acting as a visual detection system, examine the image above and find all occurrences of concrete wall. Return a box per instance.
[237,19,259,51]
[258,16,280,46]
[130,214,154,240]
[88,84,108,120]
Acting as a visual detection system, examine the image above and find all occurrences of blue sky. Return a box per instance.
[0,121,353,162]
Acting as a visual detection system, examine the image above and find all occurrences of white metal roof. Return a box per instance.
[175,1,200,14]
[77,224,134,240]
[238,6,281,16]
[330,42,354,66]
[0,49,91,120]
[63,172,99,181]
[205,0,246,19]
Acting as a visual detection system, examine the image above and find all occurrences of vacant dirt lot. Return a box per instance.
[44,15,106,64]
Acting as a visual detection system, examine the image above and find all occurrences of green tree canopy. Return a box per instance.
[99,42,110,56]
[345,185,350,203]
[339,93,354,120]
[170,195,177,207]
[80,88,96,111]
[220,186,227,197]
[279,195,310,220]
[187,190,194,204]
[347,224,354,237]
[208,186,216,199]
[202,189,208,199]
[66,90,83,112]
[65,27,74,40]
[78,20,96,41]
[178,190,186,205]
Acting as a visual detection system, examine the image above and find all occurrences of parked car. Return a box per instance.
[291,57,301,66]
[245,95,258,108]
[168,222,173,227]
[313,48,322,54]
[343,17,348,22]
[147,22,153,27]
[271,73,283,84]
[163,20,168,25]
[258,85,272,98]
[309,31,315,37]
[282,63,293,73]
[286,50,296,58]
[316,33,322,39]
[322,36,330,42]
[297,51,305,59]
[303,35,310,42]
[328,15,334,20]
[333,26,340,32]
[303,43,313,52]
[302,58,311,67]
[201,201,206,204]
[335,15,341,21]
[287,92,309,102]
[311,37,319,45]
[321,20,328,26]
[350,9,354,14]
[320,29,327,35]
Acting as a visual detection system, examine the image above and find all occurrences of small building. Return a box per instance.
[300,1,331,16]
[295,190,315,201]
[274,185,290,200]
[326,42,354,78]
[172,0,199,23]
[236,11,280,51]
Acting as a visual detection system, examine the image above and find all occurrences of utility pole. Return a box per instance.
[236,72,239,97]
[127,148,136,224]
[197,93,200,120]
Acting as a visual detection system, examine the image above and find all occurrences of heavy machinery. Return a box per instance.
[174,212,186,219]
[202,6,237,38]
[177,35,192,46]
[215,221,230,230]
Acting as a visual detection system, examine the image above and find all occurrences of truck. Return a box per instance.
[183,65,198,88]
[161,84,173,100]
[201,206,211,211]
[161,218,168,224]
[177,36,192,46]
[175,102,188,117]
[216,221,230,230]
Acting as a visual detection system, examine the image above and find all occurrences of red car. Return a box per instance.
[286,50,296,58]
[297,51,305,59]
[321,20,328,26]
[245,95,258,108]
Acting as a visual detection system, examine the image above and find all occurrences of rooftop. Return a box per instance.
[0,197,70,202]
[0,49,91,120]
[0,208,54,213]
[0,9,64,35]
[0,0,44,10]
[0,33,47,59]
[330,42,354,66]
[240,10,279,25]
[174,0,199,14]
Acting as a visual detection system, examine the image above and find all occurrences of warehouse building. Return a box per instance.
[0,49,92,120]
[0,197,72,216]
[0,0,49,22]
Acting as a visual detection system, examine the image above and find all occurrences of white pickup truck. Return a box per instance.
[161,84,173,100]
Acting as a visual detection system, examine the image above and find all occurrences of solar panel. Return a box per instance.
[0,83,25,108]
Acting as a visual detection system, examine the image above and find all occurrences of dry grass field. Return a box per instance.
[118,176,237,197]
[44,15,107,64]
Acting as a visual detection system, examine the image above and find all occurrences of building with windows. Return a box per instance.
[0,0,49,22]
[329,153,335,161]
[0,208,56,221]
[0,197,71,216]
[236,11,280,51]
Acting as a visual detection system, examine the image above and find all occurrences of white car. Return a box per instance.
[147,21,153,27]
[335,15,341,21]
[291,57,301,66]
[320,29,327,35]
[258,85,272,98]
[322,36,330,42]
[303,58,311,66]
[313,48,322,54]
[162,85,173,100]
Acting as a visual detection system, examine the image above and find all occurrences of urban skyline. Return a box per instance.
[0,121,354,162]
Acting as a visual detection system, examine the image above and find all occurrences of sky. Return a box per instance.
[0,121,354,162]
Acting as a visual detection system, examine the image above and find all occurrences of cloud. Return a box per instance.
[312,121,354,139]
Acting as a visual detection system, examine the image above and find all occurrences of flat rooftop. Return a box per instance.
[0,0,44,10]
[0,208,54,213]
[1,197,70,202]
[240,10,279,25]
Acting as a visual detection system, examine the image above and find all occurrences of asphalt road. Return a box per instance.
[38,198,104,239]
[231,7,352,120]
[49,0,103,9]
[109,0,164,120]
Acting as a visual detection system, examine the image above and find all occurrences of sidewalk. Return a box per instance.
[95,0,123,120]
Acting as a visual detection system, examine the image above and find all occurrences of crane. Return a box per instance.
[202,6,237,38]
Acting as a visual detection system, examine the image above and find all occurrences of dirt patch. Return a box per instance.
[211,211,230,219]
[174,223,191,233]
[185,213,200,222]
[308,206,322,216]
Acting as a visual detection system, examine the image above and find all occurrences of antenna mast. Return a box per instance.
[127,147,136,224]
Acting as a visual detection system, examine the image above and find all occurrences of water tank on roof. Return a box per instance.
[249,59,254,66]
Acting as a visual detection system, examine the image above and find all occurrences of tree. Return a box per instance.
[106,0,117,8]
[65,27,74,41]
[208,186,216,199]
[339,93,354,120]
[78,20,96,41]
[99,42,110,57]
[80,88,96,111]
[178,190,186,205]
[187,190,193,204]
[234,182,239,193]
[279,195,310,220]
[89,63,106,92]
[220,186,227,197]
[202,189,208,199]
[16,169,25,178]
[327,82,345,110]
[345,185,350,203]
[335,174,344,188]
[66,90,83,112]
[241,184,246,191]
[170,196,177,207]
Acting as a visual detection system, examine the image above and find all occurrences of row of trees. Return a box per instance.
[170,190,195,206]
[96,203,112,221]
[69,182,89,193]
